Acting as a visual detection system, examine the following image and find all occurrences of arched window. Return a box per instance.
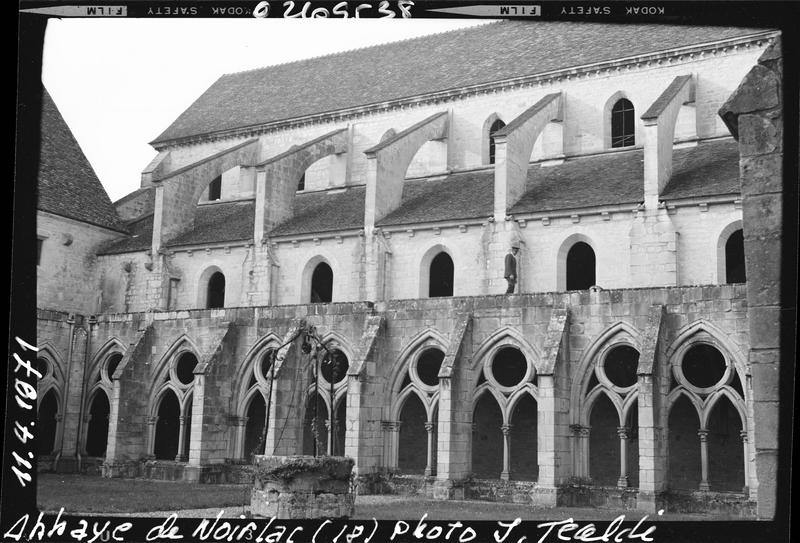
[489,119,506,165]
[725,229,746,284]
[208,176,222,201]
[310,262,333,303]
[206,272,225,309]
[566,242,596,290]
[428,252,454,298]
[611,99,635,148]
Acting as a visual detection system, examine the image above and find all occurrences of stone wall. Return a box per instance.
[37,212,124,315]
[719,37,786,520]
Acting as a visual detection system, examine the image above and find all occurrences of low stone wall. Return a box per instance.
[557,485,639,509]
[101,459,256,484]
[39,456,105,475]
[659,490,756,517]
[251,455,354,519]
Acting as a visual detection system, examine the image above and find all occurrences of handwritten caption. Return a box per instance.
[4,510,663,542]
[9,336,39,489]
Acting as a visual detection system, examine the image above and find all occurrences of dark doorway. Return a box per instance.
[589,393,620,486]
[725,229,746,284]
[310,263,333,303]
[244,394,266,458]
[398,393,428,473]
[303,393,328,456]
[667,395,701,491]
[207,272,225,309]
[472,393,503,478]
[566,242,596,290]
[86,390,110,457]
[332,398,347,457]
[38,389,59,455]
[510,395,538,481]
[154,390,180,460]
[707,395,744,491]
[429,252,454,297]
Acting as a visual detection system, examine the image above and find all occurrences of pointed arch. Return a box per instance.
[506,383,539,416]
[473,326,540,374]
[665,319,749,385]
[666,387,703,420]
[391,385,429,421]
[151,383,183,417]
[482,112,507,165]
[569,321,642,424]
[388,327,448,395]
[701,387,748,429]
[36,342,66,385]
[472,383,508,423]
[37,383,62,410]
[583,386,624,426]
[233,333,282,409]
[151,334,201,384]
[621,390,640,425]
[88,337,127,385]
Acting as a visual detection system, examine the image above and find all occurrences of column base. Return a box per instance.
[616,476,629,488]
[699,482,711,492]
[500,471,510,481]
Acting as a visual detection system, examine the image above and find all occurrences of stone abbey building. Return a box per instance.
[36,22,785,517]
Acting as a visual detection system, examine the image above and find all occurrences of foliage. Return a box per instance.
[254,455,354,485]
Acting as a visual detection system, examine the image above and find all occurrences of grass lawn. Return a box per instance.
[37,474,252,514]
[38,474,721,520]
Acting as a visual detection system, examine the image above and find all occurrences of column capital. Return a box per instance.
[617,426,629,439]
[147,416,158,425]
[501,424,512,436]
[382,420,401,432]
[571,424,590,437]
[424,422,435,433]
[740,430,749,442]
[697,429,709,441]
[178,416,186,424]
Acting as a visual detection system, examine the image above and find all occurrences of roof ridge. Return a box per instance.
[221,20,502,77]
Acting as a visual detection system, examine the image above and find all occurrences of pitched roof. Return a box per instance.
[661,139,740,200]
[165,200,254,246]
[378,172,494,226]
[97,214,153,255]
[511,150,645,215]
[152,22,764,145]
[97,139,740,253]
[269,187,366,236]
[37,91,127,233]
